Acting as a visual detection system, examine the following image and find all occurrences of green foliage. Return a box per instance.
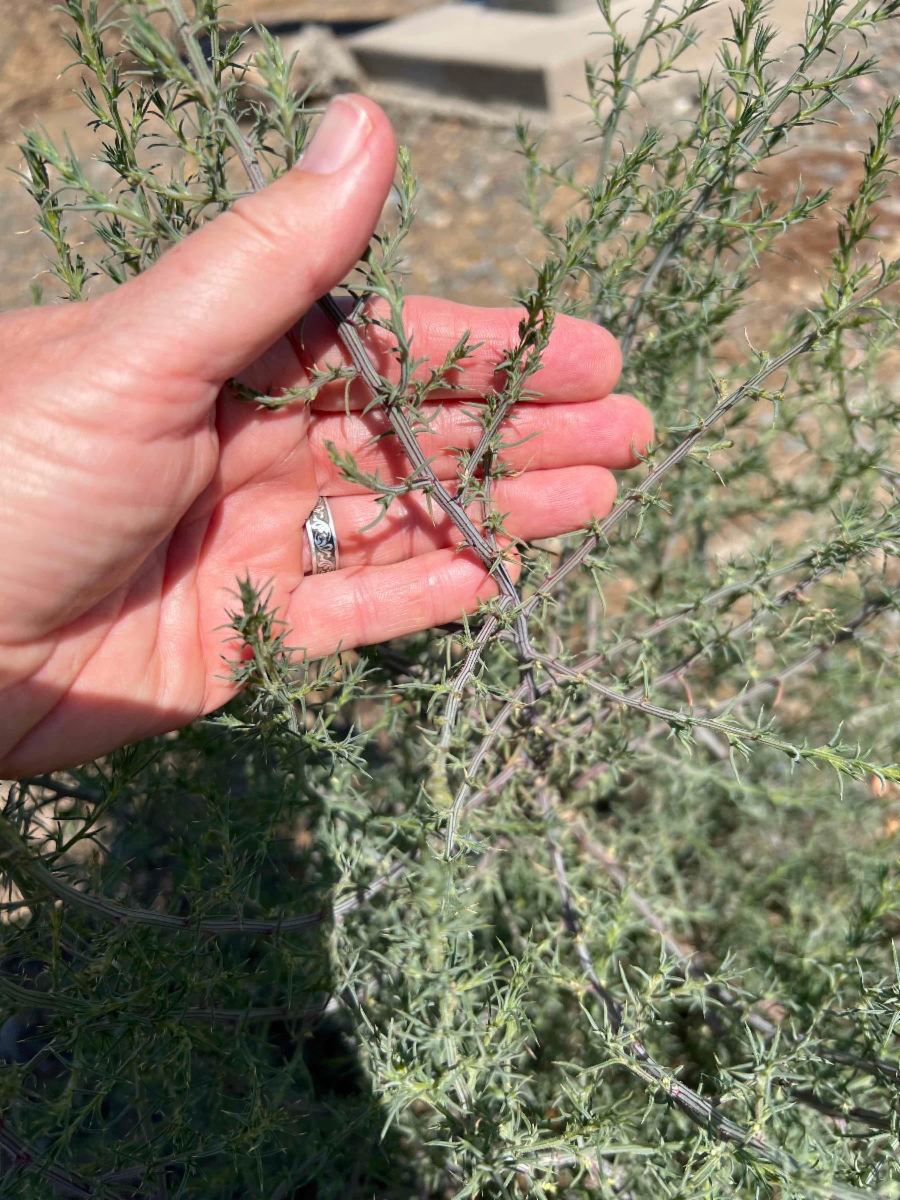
[5,0,900,1196]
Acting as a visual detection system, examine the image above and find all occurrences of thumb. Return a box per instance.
[101,94,397,390]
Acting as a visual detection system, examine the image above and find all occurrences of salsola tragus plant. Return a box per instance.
[4,0,900,1195]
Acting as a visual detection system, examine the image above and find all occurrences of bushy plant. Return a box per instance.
[3,1,900,1196]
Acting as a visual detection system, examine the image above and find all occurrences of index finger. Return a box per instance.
[281,296,623,410]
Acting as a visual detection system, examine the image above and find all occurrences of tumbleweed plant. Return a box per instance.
[3,0,900,1195]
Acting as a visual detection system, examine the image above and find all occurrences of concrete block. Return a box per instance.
[224,0,439,23]
[348,4,615,117]
[486,0,592,12]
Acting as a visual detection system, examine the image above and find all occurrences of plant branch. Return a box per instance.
[0,817,407,935]
[536,787,877,1197]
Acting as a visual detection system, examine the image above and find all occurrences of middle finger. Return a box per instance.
[311,393,652,496]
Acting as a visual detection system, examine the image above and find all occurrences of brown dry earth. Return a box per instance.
[0,1,73,141]
[1,0,900,329]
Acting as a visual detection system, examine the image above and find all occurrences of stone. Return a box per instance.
[235,25,363,99]
[348,4,630,117]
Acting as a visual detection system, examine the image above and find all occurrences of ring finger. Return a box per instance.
[302,465,617,573]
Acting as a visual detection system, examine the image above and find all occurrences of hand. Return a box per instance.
[0,95,651,776]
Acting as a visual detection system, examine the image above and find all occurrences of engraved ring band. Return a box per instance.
[305,497,339,575]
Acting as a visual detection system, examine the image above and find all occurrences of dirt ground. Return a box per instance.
[1,1,900,323]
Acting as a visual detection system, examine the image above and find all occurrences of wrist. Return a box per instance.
[0,639,67,777]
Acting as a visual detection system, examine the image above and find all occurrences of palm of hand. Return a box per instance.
[0,100,649,775]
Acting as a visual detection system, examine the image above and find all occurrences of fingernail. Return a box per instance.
[297,95,373,175]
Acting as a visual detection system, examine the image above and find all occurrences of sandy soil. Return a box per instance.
[0,1,75,141]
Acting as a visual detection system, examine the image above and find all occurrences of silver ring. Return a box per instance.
[305,497,339,575]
